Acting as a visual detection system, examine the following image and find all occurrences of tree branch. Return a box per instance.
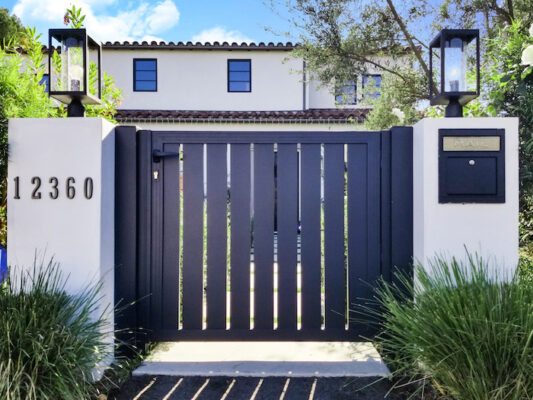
[384,0,431,79]
[344,52,410,82]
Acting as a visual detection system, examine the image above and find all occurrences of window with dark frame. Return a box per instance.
[362,74,382,99]
[228,59,251,92]
[335,80,357,105]
[39,74,49,93]
[134,59,157,92]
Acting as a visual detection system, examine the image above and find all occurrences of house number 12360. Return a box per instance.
[13,177,94,200]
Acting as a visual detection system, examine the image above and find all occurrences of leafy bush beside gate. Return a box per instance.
[0,260,112,400]
[366,255,533,400]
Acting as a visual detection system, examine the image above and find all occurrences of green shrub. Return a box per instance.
[0,259,112,400]
[519,246,533,284]
[367,254,533,400]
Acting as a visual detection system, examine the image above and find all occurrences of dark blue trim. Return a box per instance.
[439,129,505,203]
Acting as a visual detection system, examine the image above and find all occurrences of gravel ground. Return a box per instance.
[108,375,408,400]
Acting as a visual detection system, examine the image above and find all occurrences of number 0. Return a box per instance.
[84,178,93,199]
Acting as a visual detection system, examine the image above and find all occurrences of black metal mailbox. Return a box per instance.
[439,129,505,203]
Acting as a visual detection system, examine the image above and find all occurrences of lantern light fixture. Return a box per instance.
[48,28,102,117]
[429,29,480,117]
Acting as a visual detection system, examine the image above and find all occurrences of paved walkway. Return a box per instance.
[111,375,398,400]
[133,342,389,378]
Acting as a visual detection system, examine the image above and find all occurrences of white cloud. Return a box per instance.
[192,26,252,44]
[11,0,179,42]
[146,0,179,34]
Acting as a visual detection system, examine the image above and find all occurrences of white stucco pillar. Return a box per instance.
[413,117,519,276]
[7,117,115,378]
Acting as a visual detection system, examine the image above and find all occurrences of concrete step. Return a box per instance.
[133,342,390,378]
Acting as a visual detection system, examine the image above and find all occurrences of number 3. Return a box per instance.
[49,177,59,199]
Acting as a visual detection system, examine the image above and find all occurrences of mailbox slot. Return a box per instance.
[439,129,505,203]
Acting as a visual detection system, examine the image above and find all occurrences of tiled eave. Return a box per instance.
[114,109,370,124]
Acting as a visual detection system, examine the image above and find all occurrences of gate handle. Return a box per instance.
[153,149,181,163]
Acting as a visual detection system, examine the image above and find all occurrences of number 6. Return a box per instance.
[66,177,75,199]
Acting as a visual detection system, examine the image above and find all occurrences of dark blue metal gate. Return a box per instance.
[114,127,413,343]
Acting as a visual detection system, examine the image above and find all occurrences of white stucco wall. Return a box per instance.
[7,118,116,378]
[413,117,519,277]
[103,50,306,111]
[41,49,409,112]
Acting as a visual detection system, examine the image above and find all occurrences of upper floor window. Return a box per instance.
[362,74,382,99]
[134,59,157,92]
[335,80,357,105]
[39,74,49,93]
[228,60,251,92]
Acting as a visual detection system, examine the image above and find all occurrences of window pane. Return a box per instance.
[363,75,382,88]
[135,60,156,71]
[40,74,49,93]
[136,70,156,80]
[335,80,356,104]
[341,85,356,95]
[229,71,250,81]
[135,80,157,91]
[363,75,381,98]
[229,60,250,72]
[229,81,250,92]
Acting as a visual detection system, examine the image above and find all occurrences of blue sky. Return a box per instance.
[3,0,295,44]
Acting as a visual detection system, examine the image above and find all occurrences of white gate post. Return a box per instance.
[413,117,519,276]
[7,117,116,378]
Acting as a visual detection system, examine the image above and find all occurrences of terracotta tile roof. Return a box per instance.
[35,42,296,53]
[103,41,295,50]
[115,108,370,124]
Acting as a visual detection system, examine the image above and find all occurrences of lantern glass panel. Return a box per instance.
[431,45,441,96]
[444,37,465,92]
[49,35,62,92]
[62,36,84,92]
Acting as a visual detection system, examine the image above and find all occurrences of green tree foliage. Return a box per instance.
[437,0,533,38]
[271,0,434,128]
[485,22,533,195]
[277,0,533,129]
[0,8,24,44]
[0,6,123,246]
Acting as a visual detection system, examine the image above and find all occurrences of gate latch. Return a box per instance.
[153,149,181,163]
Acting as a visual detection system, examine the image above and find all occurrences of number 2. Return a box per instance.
[31,177,41,199]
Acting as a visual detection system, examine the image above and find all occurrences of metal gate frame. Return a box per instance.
[114,126,413,345]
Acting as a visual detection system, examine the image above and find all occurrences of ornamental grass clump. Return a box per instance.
[368,254,533,400]
[0,259,112,400]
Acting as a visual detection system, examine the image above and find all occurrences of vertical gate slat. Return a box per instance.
[161,144,181,329]
[365,136,381,336]
[182,144,204,330]
[367,135,381,289]
[381,131,392,283]
[276,144,298,330]
[253,144,275,330]
[300,144,322,329]
[206,144,228,329]
[324,144,346,329]
[150,157,163,330]
[347,144,367,330]
[230,144,251,330]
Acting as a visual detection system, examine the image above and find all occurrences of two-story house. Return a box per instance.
[43,41,382,131]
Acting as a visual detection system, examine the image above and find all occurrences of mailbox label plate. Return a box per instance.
[442,136,500,152]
